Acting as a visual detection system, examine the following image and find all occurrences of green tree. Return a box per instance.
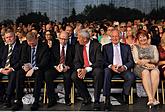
[16,12,49,25]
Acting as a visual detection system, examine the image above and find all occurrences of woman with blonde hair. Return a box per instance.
[158,33,165,78]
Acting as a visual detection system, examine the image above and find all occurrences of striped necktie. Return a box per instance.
[5,44,13,68]
[60,46,65,64]
[31,48,36,67]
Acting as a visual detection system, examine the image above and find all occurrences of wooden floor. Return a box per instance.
[0,94,165,111]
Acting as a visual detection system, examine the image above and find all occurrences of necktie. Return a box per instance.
[83,46,90,67]
[60,46,65,64]
[31,48,36,67]
[5,45,13,68]
[114,45,122,65]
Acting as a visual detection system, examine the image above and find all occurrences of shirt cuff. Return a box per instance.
[85,67,93,73]
[123,65,127,70]
[0,68,3,72]
[108,64,112,69]
[33,67,39,70]
[11,68,15,71]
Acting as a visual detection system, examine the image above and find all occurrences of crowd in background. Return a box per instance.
[0,18,165,111]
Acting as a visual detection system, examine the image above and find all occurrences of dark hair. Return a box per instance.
[136,30,149,39]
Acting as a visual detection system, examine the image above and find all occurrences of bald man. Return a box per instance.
[45,31,75,107]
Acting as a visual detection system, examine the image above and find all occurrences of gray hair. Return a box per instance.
[79,29,90,39]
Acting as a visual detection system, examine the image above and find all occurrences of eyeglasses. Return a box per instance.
[120,26,126,28]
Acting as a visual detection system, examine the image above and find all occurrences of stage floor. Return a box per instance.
[0,94,165,111]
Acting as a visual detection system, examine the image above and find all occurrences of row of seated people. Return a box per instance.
[0,28,164,111]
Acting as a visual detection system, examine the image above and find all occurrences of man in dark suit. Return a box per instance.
[102,29,135,110]
[71,29,103,110]
[65,25,77,46]
[45,31,74,107]
[12,31,50,111]
[0,30,21,107]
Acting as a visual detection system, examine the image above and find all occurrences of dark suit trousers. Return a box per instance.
[16,69,44,103]
[71,68,103,102]
[103,68,135,96]
[45,69,72,102]
[6,71,17,99]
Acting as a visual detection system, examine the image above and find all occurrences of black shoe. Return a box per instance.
[65,100,72,106]
[82,97,92,105]
[31,102,39,111]
[93,102,100,111]
[3,102,11,108]
[3,98,11,108]
[122,93,129,104]
[12,102,23,111]
[47,100,57,108]
[104,96,111,111]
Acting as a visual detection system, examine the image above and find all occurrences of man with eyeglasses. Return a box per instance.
[119,22,127,43]
[45,31,75,107]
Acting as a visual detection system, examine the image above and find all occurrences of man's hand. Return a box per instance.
[55,64,63,72]
[77,68,87,79]
[23,63,32,72]
[111,65,120,73]
[0,68,13,75]
[63,65,70,72]
[117,65,126,73]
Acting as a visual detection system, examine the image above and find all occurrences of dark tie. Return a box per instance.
[31,48,36,67]
[60,46,65,64]
[83,45,90,67]
[5,45,13,68]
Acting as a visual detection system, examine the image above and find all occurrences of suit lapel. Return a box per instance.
[110,44,113,63]
[57,43,60,63]
[66,45,70,63]
[80,45,84,63]
[89,41,94,63]
[120,43,124,63]
[28,46,31,62]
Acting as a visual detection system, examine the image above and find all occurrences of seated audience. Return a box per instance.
[44,31,75,107]
[102,29,135,110]
[132,30,160,107]
[158,33,165,78]
[71,30,103,110]
[0,30,21,108]
[13,31,50,111]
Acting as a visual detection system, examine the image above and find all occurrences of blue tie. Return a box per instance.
[31,48,36,67]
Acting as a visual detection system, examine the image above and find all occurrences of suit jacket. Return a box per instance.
[0,42,22,71]
[67,34,77,46]
[102,43,134,70]
[21,40,50,70]
[74,40,103,70]
[50,40,75,69]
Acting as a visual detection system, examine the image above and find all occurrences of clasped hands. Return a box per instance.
[0,67,13,75]
[111,65,126,73]
[77,68,87,79]
[55,64,70,73]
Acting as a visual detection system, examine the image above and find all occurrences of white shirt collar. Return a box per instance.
[85,40,91,48]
